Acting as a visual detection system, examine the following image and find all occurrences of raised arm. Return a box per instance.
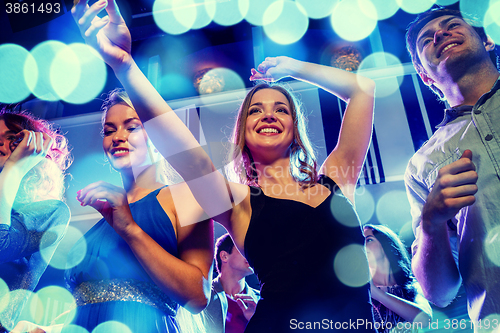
[72,0,243,227]
[251,56,375,201]
[71,0,210,174]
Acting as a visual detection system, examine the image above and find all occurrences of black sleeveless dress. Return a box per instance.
[244,175,374,332]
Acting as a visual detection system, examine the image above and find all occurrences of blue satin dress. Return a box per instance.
[65,187,180,332]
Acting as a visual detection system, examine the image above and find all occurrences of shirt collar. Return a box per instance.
[437,76,500,128]
[437,105,473,128]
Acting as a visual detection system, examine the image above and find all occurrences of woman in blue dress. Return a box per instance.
[72,0,376,331]
[63,89,214,332]
[0,110,71,332]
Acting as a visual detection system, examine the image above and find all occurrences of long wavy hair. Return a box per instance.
[0,109,72,204]
[101,88,183,185]
[364,224,417,301]
[227,83,318,188]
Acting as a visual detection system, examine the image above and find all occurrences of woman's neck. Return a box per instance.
[254,156,296,187]
[121,164,164,203]
[372,270,397,287]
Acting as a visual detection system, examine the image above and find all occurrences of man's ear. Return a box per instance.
[419,69,435,86]
[220,251,229,263]
[484,35,496,52]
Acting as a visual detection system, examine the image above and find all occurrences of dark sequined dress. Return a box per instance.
[65,187,180,332]
[0,200,70,332]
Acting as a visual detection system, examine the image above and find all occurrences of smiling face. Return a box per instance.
[415,15,491,86]
[0,119,16,170]
[102,103,151,172]
[243,88,294,160]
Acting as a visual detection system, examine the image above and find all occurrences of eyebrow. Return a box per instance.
[0,129,16,136]
[104,117,141,127]
[417,16,458,46]
[250,101,288,107]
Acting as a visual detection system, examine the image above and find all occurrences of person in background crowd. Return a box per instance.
[0,110,72,332]
[201,233,260,333]
[363,224,431,333]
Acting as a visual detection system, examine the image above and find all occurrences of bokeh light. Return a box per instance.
[478,313,500,333]
[429,310,450,330]
[29,286,76,325]
[368,0,400,21]
[61,325,90,333]
[484,2,500,44]
[51,43,107,104]
[375,190,411,232]
[0,278,9,314]
[295,0,338,19]
[158,73,194,100]
[198,67,245,95]
[330,0,377,42]
[435,0,459,5]
[0,44,35,103]
[213,0,249,26]
[263,0,309,45]
[333,244,370,287]
[92,321,133,333]
[41,225,86,270]
[1,289,34,331]
[358,52,404,98]
[191,0,216,30]
[245,0,279,26]
[25,41,66,101]
[173,0,199,31]
[49,43,80,102]
[153,0,196,35]
[330,194,362,228]
[355,187,375,224]
[396,0,436,15]
[459,0,492,27]
[484,225,500,267]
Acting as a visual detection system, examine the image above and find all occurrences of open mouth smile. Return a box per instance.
[257,127,281,134]
[111,148,130,156]
[438,42,459,58]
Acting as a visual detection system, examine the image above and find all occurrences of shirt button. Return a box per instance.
[485,134,493,141]
[474,110,481,114]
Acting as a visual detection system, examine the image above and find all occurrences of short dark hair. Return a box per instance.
[406,7,499,99]
[215,233,235,274]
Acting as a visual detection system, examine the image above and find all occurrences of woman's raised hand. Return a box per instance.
[5,130,53,177]
[250,56,298,82]
[71,0,132,71]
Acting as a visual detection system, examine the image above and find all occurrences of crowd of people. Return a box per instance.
[1,1,498,332]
